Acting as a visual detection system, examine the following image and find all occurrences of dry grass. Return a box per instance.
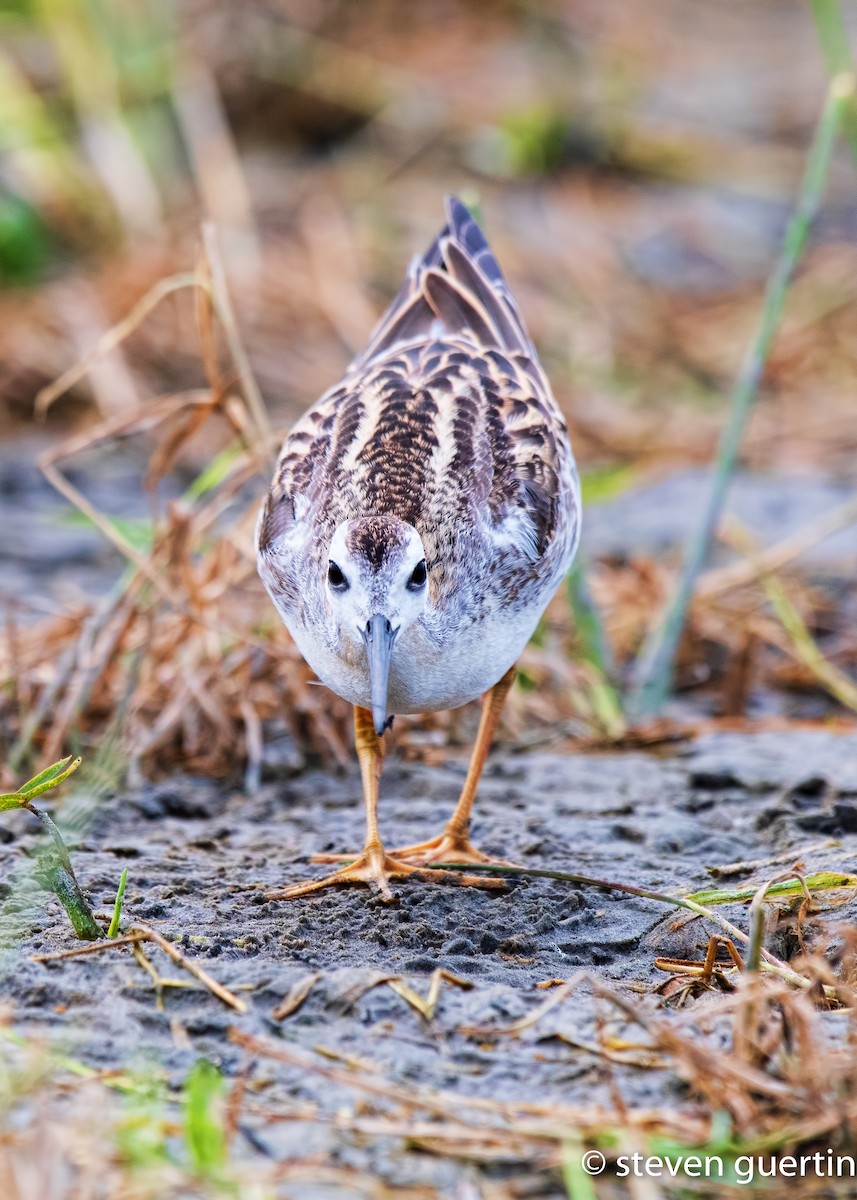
[1,0,856,779]
[2,230,857,785]
[3,935,857,1198]
[0,237,358,786]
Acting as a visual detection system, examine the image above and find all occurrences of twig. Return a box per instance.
[130,924,248,1013]
[387,968,473,1023]
[7,580,132,772]
[230,1028,604,1135]
[460,973,585,1037]
[201,222,273,470]
[33,925,247,1013]
[34,274,197,416]
[272,971,323,1021]
[706,841,837,878]
[32,932,149,960]
[698,491,857,600]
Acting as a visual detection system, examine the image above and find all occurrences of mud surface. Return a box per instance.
[3,729,856,1194]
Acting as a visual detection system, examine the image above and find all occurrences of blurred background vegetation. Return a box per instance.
[1,0,857,778]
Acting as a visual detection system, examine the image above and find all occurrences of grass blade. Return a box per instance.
[763,573,857,713]
[724,520,857,714]
[810,0,857,168]
[562,1135,600,1200]
[183,1060,227,1176]
[19,754,79,799]
[28,805,102,940]
[20,755,83,801]
[686,872,857,907]
[108,867,128,938]
[627,72,855,718]
[567,561,625,738]
[2,755,101,938]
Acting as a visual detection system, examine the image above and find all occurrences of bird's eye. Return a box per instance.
[327,561,349,591]
[407,559,427,591]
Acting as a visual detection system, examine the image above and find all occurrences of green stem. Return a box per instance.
[566,563,625,737]
[809,0,857,168]
[626,73,854,718]
[28,805,102,940]
[107,867,128,938]
[747,902,765,974]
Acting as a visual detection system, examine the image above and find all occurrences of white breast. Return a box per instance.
[282,585,551,715]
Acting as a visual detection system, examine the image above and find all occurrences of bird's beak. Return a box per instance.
[362,615,398,736]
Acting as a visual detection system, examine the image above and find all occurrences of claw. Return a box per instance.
[389,831,519,868]
[313,832,518,870]
[268,843,505,902]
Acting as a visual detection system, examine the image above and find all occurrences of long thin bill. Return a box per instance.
[364,614,397,736]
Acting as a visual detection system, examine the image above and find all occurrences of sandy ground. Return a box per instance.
[3,728,856,1194]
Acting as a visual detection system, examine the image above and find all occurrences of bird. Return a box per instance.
[256,195,580,901]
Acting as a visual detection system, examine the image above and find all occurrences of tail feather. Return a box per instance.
[352,196,532,369]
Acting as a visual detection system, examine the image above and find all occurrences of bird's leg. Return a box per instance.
[389,664,519,867]
[270,706,503,901]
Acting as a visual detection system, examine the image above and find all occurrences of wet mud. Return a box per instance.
[2,729,856,1193]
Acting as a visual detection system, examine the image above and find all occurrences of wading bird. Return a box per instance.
[257,196,580,900]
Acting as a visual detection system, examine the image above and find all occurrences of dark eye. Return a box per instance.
[407,559,427,591]
[327,561,349,591]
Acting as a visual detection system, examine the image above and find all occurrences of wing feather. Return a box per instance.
[352,195,533,369]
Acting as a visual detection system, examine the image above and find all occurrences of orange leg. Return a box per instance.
[390,665,519,866]
[312,665,519,870]
[268,706,503,902]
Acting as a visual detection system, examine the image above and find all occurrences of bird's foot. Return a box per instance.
[270,842,504,903]
[389,829,520,869]
[312,830,518,869]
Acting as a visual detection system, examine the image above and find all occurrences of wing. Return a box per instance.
[355,196,578,568]
[480,350,579,568]
[351,195,534,370]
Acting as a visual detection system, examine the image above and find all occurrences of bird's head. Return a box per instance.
[326,515,429,735]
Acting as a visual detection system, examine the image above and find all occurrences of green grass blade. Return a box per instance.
[61,511,154,553]
[40,858,103,940]
[810,0,857,169]
[763,573,857,712]
[29,806,102,939]
[183,1060,227,1176]
[562,1135,601,1200]
[20,755,82,801]
[567,561,625,738]
[579,462,638,505]
[107,866,128,938]
[567,561,615,681]
[18,754,75,797]
[626,73,854,718]
[2,755,100,939]
[686,871,857,907]
[181,440,244,504]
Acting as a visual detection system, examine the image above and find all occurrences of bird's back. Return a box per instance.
[258,197,580,624]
